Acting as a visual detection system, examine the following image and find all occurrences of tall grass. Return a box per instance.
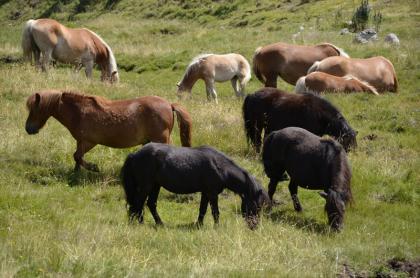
[0,0,419,276]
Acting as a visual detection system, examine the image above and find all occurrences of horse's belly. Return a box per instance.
[214,68,236,82]
[53,40,85,64]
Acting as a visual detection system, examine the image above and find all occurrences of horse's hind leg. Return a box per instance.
[288,180,302,212]
[146,185,163,225]
[209,195,220,224]
[197,193,209,226]
[73,141,98,172]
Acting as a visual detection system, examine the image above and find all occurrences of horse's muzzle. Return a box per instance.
[25,124,39,135]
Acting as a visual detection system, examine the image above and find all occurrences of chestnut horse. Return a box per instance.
[177,53,251,103]
[308,56,398,93]
[25,90,192,171]
[22,19,119,83]
[295,72,379,95]
[252,42,349,87]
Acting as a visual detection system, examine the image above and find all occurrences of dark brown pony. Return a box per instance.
[25,90,192,171]
[263,127,352,231]
[243,88,357,152]
[252,42,349,87]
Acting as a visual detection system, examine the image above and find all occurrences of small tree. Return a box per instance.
[373,11,383,32]
[351,0,370,32]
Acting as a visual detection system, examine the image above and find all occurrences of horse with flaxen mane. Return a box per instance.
[308,56,398,93]
[263,127,352,231]
[22,18,119,83]
[295,72,379,95]
[121,143,270,229]
[252,42,349,87]
[177,53,251,103]
[243,88,357,153]
[25,90,192,171]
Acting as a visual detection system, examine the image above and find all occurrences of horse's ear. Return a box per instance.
[35,93,41,107]
[319,191,328,199]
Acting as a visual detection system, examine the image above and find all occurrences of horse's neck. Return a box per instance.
[180,70,200,91]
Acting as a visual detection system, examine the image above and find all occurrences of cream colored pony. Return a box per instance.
[177,53,251,103]
[22,18,119,83]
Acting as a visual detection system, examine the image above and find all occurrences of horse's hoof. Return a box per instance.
[294,206,303,212]
[86,163,99,172]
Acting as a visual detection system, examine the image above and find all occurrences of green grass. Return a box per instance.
[0,0,419,276]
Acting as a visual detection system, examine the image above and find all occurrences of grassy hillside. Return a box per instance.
[0,0,419,276]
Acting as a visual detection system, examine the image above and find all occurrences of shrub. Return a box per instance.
[351,0,371,32]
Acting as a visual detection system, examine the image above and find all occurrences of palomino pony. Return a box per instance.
[25,90,192,171]
[243,88,357,153]
[22,18,119,83]
[177,53,251,103]
[308,56,398,93]
[263,127,352,231]
[121,143,270,229]
[252,42,349,87]
[295,72,379,95]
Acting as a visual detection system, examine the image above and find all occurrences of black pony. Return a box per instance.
[121,143,270,229]
[262,127,352,231]
[243,87,357,152]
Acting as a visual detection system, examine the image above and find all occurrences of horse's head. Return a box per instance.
[241,176,270,229]
[320,190,346,231]
[25,93,51,134]
[176,81,190,98]
[101,68,119,84]
[327,114,357,152]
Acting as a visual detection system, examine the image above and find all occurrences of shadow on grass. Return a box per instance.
[5,156,120,187]
[267,208,331,235]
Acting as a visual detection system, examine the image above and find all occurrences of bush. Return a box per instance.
[351,0,370,32]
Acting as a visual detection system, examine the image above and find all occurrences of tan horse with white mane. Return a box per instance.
[22,19,119,83]
[177,53,251,103]
[252,42,349,87]
[295,72,379,95]
[25,90,192,171]
[308,56,398,93]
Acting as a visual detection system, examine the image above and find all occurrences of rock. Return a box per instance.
[354,28,378,44]
[340,28,349,35]
[384,33,400,46]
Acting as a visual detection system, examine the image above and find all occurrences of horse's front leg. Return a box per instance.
[205,79,218,104]
[288,180,302,212]
[84,60,94,79]
[268,178,279,204]
[209,195,220,224]
[146,185,163,225]
[73,141,98,171]
[197,193,209,227]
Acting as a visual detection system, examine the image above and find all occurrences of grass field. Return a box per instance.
[0,0,419,276]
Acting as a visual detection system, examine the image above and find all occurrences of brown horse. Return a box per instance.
[25,90,192,171]
[308,56,398,93]
[252,42,349,87]
[295,72,379,95]
[22,19,119,83]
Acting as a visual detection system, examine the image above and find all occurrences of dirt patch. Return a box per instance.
[387,258,420,277]
[362,133,378,141]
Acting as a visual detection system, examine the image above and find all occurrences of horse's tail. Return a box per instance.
[252,47,265,84]
[243,93,264,152]
[294,76,308,94]
[121,154,141,221]
[22,19,37,63]
[393,73,399,93]
[323,43,350,58]
[261,132,275,177]
[243,57,252,85]
[171,103,192,147]
[307,61,321,74]
[344,75,379,95]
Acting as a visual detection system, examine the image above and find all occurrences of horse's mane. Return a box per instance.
[26,90,61,111]
[181,54,213,81]
[319,43,350,58]
[84,28,118,74]
[343,75,379,95]
[60,90,107,110]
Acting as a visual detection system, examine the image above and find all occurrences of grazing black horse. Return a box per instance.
[121,143,270,229]
[243,87,357,152]
[262,127,353,231]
